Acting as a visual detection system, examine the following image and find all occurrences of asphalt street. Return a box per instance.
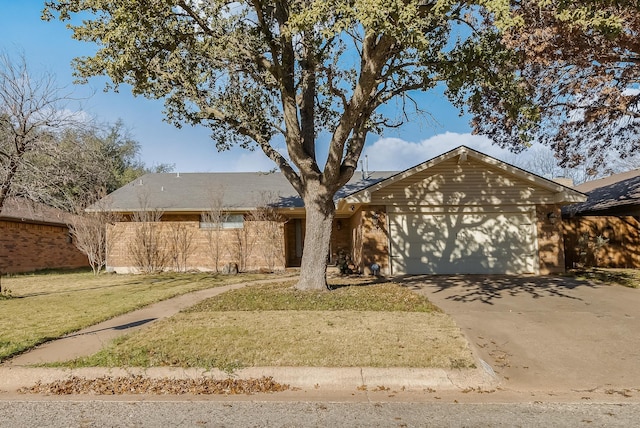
[1,400,639,427]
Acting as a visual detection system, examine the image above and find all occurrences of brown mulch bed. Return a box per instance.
[19,375,291,395]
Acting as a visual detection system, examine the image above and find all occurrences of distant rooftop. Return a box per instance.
[0,198,72,226]
[565,169,640,216]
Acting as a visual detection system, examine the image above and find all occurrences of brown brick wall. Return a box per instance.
[536,204,566,274]
[107,220,286,273]
[563,215,640,268]
[346,206,389,275]
[0,220,89,274]
[330,218,351,265]
[357,206,389,275]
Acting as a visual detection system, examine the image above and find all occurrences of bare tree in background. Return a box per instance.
[248,192,285,272]
[167,222,194,272]
[128,194,167,273]
[68,195,122,275]
[202,189,227,273]
[0,52,82,213]
[231,217,253,273]
[508,145,640,186]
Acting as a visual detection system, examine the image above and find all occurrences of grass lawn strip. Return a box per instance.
[188,281,439,312]
[570,268,640,288]
[68,281,475,370]
[0,271,274,361]
[71,311,474,369]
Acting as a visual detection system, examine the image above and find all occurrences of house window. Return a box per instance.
[199,214,244,229]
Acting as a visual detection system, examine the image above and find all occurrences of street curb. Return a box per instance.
[0,365,500,394]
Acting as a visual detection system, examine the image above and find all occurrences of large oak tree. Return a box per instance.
[45,0,536,290]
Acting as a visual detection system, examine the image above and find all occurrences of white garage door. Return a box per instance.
[389,211,537,275]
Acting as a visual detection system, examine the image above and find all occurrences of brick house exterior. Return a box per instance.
[107,219,285,273]
[97,146,585,275]
[563,170,640,269]
[0,199,89,274]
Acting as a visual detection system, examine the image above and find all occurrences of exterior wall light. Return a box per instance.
[547,212,558,224]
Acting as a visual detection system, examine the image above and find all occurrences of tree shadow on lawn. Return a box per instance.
[395,274,600,305]
[14,283,134,298]
[327,274,389,290]
[62,318,158,338]
[11,276,190,298]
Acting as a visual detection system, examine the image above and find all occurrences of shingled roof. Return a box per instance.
[95,170,397,213]
[564,169,640,217]
[0,198,73,226]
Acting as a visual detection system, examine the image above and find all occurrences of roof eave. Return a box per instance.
[554,192,589,204]
[87,206,307,215]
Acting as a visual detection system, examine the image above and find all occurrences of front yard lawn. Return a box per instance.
[66,281,476,370]
[0,271,271,362]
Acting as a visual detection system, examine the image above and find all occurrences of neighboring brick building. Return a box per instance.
[0,199,89,274]
[97,146,586,275]
[563,170,640,268]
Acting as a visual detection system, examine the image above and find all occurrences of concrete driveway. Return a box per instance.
[400,275,640,393]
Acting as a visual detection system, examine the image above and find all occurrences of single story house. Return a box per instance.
[563,169,640,268]
[0,198,89,274]
[98,146,586,275]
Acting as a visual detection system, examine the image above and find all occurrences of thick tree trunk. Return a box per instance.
[295,186,336,291]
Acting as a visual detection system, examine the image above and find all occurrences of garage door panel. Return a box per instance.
[389,212,537,275]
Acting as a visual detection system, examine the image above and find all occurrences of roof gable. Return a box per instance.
[0,198,72,226]
[342,146,586,206]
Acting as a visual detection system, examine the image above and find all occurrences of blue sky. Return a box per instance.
[0,1,519,173]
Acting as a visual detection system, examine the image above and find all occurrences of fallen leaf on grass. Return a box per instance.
[18,375,290,395]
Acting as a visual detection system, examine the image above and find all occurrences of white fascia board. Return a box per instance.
[554,192,588,204]
[342,190,372,204]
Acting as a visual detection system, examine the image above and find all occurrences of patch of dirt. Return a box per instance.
[19,375,291,395]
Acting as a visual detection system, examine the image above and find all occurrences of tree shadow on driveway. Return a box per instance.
[394,275,599,305]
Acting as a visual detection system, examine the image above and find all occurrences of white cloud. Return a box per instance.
[54,108,94,125]
[169,131,523,173]
[362,132,516,171]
